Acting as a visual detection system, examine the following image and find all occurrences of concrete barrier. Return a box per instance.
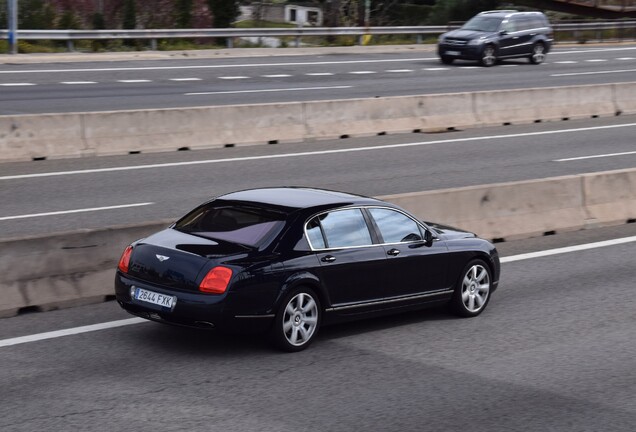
[0,221,170,318]
[474,84,616,126]
[2,168,636,318]
[1,82,634,162]
[382,175,588,240]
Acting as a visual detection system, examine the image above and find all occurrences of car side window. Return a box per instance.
[368,208,423,244]
[502,20,516,33]
[306,218,326,249]
[309,209,373,249]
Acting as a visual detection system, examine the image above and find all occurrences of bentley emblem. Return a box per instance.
[156,254,170,262]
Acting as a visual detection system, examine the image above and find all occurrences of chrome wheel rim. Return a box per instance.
[532,45,545,63]
[282,293,318,347]
[461,264,490,313]
[482,47,496,66]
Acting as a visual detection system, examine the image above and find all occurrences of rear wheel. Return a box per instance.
[440,56,454,65]
[529,42,546,64]
[480,45,497,67]
[449,260,492,317]
[270,287,321,352]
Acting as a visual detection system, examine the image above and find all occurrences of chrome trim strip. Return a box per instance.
[234,314,275,319]
[325,289,453,312]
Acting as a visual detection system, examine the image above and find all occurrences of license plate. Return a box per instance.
[133,287,176,309]
[445,50,460,56]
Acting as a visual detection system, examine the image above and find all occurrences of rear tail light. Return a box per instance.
[118,245,133,273]
[199,266,233,294]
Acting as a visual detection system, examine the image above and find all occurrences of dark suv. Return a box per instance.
[437,10,553,67]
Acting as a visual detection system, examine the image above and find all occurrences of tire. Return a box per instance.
[440,56,454,65]
[480,45,497,67]
[449,260,492,317]
[529,42,546,64]
[270,287,321,352]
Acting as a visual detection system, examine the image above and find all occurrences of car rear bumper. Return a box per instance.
[115,272,273,333]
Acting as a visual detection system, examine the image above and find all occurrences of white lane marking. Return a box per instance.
[169,78,202,81]
[262,74,292,78]
[0,202,154,221]
[554,47,636,54]
[185,85,351,96]
[554,61,578,64]
[459,66,481,69]
[386,69,413,73]
[554,150,636,162]
[585,59,607,62]
[0,82,36,86]
[423,67,449,71]
[219,76,249,80]
[349,71,377,74]
[500,236,636,263]
[305,72,334,76]
[3,122,636,182]
[0,58,434,75]
[500,64,519,67]
[617,57,635,60]
[0,318,146,348]
[3,234,636,348]
[117,79,152,83]
[551,68,636,77]
[61,81,97,85]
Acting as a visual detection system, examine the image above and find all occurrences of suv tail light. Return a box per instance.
[118,245,133,273]
[199,266,233,294]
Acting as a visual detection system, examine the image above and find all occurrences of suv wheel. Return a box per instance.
[480,45,497,67]
[529,43,546,65]
[440,56,454,65]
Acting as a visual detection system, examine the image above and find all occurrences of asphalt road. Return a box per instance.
[1,223,635,432]
[2,116,636,239]
[1,45,636,114]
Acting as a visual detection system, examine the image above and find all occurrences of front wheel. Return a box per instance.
[480,45,497,67]
[449,260,492,317]
[270,287,321,352]
[440,56,454,65]
[529,43,546,64]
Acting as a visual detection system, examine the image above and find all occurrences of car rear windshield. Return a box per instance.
[174,202,287,247]
[461,16,503,32]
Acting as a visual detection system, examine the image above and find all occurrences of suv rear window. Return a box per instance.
[174,202,286,247]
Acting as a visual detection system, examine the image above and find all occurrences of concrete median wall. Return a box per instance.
[1,81,633,162]
[2,168,636,317]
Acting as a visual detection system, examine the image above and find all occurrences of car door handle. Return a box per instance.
[321,255,336,263]
[387,248,401,257]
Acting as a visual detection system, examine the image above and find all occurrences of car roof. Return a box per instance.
[217,187,383,212]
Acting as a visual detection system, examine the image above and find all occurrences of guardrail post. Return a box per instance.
[357,35,363,45]
[226,37,233,49]
[150,39,157,50]
[295,36,300,48]
[416,34,422,44]
[66,40,74,52]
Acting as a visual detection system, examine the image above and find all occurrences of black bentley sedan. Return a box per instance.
[115,187,500,351]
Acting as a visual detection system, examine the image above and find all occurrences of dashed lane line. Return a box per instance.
[0,202,154,221]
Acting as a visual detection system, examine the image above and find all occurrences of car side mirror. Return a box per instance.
[424,229,434,247]
[499,30,507,35]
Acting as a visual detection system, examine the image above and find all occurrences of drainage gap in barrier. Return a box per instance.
[104,294,117,302]
[32,156,47,161]
[616,111,622,117]
[591,114,599,118]
[447,127,456,132]
[268,140,278,145]
[17,305,41,315]
[503,122,511,126]
[177,147,190,152]
[492,238,505,244]
[561,117,570,121]
[412,129,422,133]
[224,143,235,148]
[377,131,387,136]
[543,230,556,236]
[129,150,141,155]
[340,134,350,139]
[534,119,542,123]
[627,218,636,224]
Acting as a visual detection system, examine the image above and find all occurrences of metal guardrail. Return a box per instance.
[0,22,634,51]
